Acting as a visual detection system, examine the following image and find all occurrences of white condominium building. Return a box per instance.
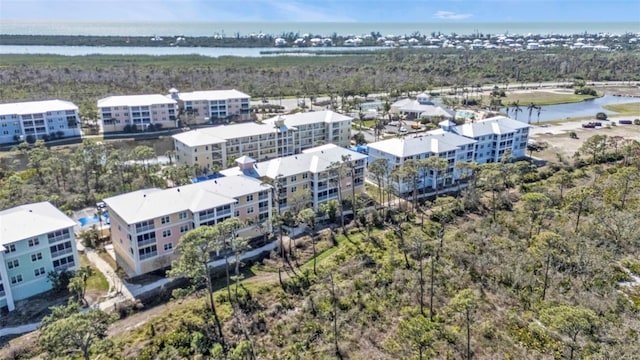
[367,116,530,196]
[0,100,81,144]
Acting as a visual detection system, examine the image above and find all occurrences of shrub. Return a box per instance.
[47,269,74,292]
[634,119,640,125]
[595,112,608,120]
[569,131,578,139]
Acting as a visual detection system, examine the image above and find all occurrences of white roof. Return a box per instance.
[173,122,278,147]
[453,116,530,138]
[0,202,76,247]
[177,89,250,101]
[97,94,176,108]
[392,98,454,117]
[263,110,352,127]
[104,176,269,224]
[368,132,476,158]
[221,144,366,179]
[173,110,351,148]
[0,99,78,115]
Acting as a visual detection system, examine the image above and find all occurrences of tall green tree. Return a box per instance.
[298,208,318,275]
[398,314,438,360]
[168,226,226,345]
[448,288,479,360]
[540,305,598,360]
[39,303,115,360]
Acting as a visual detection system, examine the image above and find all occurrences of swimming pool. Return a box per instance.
[456,111,475,119]
[78,212,110,226]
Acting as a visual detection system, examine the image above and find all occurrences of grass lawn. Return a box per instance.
[502,91,598,106]
[603,102,640,116]
[96,248,118,271]
[79,253,109,292]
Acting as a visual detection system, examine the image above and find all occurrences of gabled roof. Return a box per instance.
[453,116,530,138]
[104,176,269,224]
[235,155,256,165]
[0,100,78,115]
[177,89,250,101]
[263,110,352,127]
[97,94,176,108]
[0,202,76,246]
[173,111,350,148]
[368,132,476,158]
[173,122,281,147]
[391,99,454,118]
[220,144,366,179]
[172,129,228,147]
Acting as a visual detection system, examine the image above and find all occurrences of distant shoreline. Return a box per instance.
[1,31,638,49]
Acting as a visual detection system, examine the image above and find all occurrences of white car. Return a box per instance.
[399,126,408,132]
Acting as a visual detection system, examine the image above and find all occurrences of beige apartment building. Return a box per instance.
[104,175,272,277]
[221,144,367,212]
[173,110,352,173]
[169,89,252,124]
[98,94,177,133]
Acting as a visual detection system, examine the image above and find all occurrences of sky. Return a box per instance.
[0,0,639,23]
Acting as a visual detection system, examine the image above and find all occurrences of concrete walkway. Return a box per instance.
[0,322,39,337]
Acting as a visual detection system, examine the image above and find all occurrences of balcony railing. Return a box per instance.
[139,251,158,260]
[137,238,157,248]
[54,262,75,272]
[51,247,73,259]
[48,233,71,244]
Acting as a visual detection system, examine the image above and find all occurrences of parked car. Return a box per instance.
[399,126,408,133]
[619,120,633,125]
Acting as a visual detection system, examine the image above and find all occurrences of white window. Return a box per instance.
[161,216,170,224]
[28,238,40,247]
[246,194,254,202]
[7,259,19,269]
[11,274,23,284]
[31,253,43,262]
[179,211,188,220]
[162,230,172,238]
[302,173,308,179]
[291,186,297,193]
[247,207,254,214]
[291,175,297,182]
[34,267,46,277]
[180,224,190,233]
[4,244,16,253]
[164,243,173,251]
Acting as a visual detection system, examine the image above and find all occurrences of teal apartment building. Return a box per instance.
[0,202,78,311]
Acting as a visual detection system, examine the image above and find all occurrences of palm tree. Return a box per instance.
[527,103,536,124]
[511,101,522,120]
[536,105,543,124]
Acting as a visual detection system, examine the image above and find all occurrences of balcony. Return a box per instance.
[137,237,157,247]
[135,224,155,233]
[54,261,75,272]
[51,247,73,259]
[139,251,158,260]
